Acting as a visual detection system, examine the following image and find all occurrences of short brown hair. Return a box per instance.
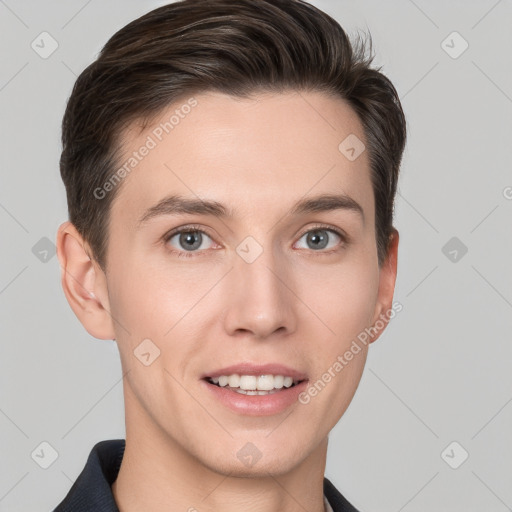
[60,0,406,269]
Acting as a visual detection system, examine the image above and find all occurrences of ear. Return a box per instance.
[368,228,399,344]
[56,221,115,340]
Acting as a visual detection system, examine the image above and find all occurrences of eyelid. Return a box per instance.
[162,223,216,242]
[296,223,349,244]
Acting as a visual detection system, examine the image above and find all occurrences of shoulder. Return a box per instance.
[52,439,125,512]
[323,476,362,512]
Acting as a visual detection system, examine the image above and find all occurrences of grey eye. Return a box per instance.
[295,229,341,251]
[168,230,213,252]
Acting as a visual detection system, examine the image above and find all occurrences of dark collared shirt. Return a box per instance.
[53,439,361,512]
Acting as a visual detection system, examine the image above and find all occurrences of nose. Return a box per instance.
[222,241,298,340]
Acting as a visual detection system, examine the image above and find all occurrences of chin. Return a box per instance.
[202,437,310,478]
[208,455,300,479]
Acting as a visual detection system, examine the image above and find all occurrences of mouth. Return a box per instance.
[203,374,307,395]
[200,364,309,415]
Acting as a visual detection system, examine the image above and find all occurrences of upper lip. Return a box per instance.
[202,363,308,381]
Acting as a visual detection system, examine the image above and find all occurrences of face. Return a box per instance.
[60,89,398,477]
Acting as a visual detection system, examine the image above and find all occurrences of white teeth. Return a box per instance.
[208,374,301,391]
[228,374,240,387]
[257,375,274,391]
[273,375,284,389]
[239,375,257,390]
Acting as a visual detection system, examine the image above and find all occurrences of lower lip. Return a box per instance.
[201,379,309,416]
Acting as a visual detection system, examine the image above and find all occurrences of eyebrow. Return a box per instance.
[137,192,365,226]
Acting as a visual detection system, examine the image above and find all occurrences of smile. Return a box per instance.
[206,374,304,395]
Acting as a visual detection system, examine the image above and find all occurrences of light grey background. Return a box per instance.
[1,1,511,511]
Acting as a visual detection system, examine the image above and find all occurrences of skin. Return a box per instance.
[57,90,399,512]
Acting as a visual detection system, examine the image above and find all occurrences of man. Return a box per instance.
[53,0,406,510]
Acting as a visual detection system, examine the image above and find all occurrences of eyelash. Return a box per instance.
[162,223,348,259]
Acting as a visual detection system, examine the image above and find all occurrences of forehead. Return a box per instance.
[110,90,374,227]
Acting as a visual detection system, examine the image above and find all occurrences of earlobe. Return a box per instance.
[368,228,399,344]
[56,221,116,340]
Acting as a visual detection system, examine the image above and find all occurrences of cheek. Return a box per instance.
[107,261,218,382]
[293,255,378,413]
[296,256,379,340]
[108,260,195,334]
[297,265,374,425]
